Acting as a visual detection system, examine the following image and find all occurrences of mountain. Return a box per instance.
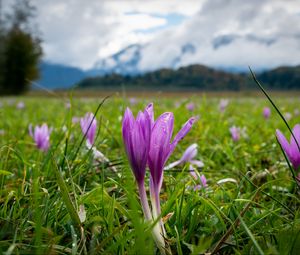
[36,43,300,90]
[89,42,199,75]
[89,44,142,76]
[37,44,144,89]
[37,62,86,89]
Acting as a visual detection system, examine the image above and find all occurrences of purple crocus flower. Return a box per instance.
[29,124,51,152]
[174,101,182,108]
[80,113,97,147]
[80,112,116,173]
[17,101,25,109]
[276,124,300,171]
[122,106,152,220]
[219,99,229,113]
[72,116,80,124]
[164,143,205,191]
[129,97,137,105]
[194,175,208,190]
[122,107,151,185]
[164,143,204,170]
[65,101,71,109]
[229,126,240,142]
[263,107,271,119]
[186,102,195,111]
[284,112,292,121]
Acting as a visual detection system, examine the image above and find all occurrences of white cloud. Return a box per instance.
[137,0,300,71]
[104,0,204,16]
[27,0,202,69]
[5,0,299,70]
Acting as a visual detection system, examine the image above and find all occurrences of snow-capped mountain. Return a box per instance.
[89,44,142,76]
[37,43,199,89]
[89,42,198,76]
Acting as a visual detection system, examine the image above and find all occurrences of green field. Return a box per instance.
[0,95,299,254]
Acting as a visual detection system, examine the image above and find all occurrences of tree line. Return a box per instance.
[0,0,42,95]
[77,64,300,91]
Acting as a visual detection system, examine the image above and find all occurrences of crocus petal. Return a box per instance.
[200,175,207,187]
[29,124,33,138]
[190,160,204,168]
[276,129,291,157]
[230,126,240,141]
[122,108,151,183]
[289,124,300,169]
[290,124,300,151]
[190,166,198,180]
[170,117,197,156]
[145,103,154,127]
[122,108,135,165]
[180,143,198,162]
[148,112,174,191]
[164,160,182,170]
[81,113,97,146]
[194,185,202,191]
[276,128,300,170]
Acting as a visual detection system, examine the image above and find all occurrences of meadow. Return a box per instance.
[0,94,299,254]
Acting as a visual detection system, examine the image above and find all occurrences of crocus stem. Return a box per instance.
[153,190,167,237]
[151,195,166,254]
[137,181,152,221]
[149,187,171,255]
[139,182,166,254]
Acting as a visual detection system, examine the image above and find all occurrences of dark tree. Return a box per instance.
[0,0,42,95]
[2,27,42,94]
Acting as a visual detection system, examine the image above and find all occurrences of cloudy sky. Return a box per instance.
[5,0,300,71]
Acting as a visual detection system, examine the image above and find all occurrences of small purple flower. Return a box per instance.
[194,175,207,190]
[164,143,204,170]
[219,99,229,113]
[29,124,51,152]
[174,101,182,108]
[200,175,207,187]
[263,107,271,119]
[186,102,195,111]
[17,101,25,109]
[284,112,292,121]
[276,124,300,170]
[80,113,97,147]
[72,116,80,124]
[65,101,71,109]
[229,126,240,142]
[129,97,137,105]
